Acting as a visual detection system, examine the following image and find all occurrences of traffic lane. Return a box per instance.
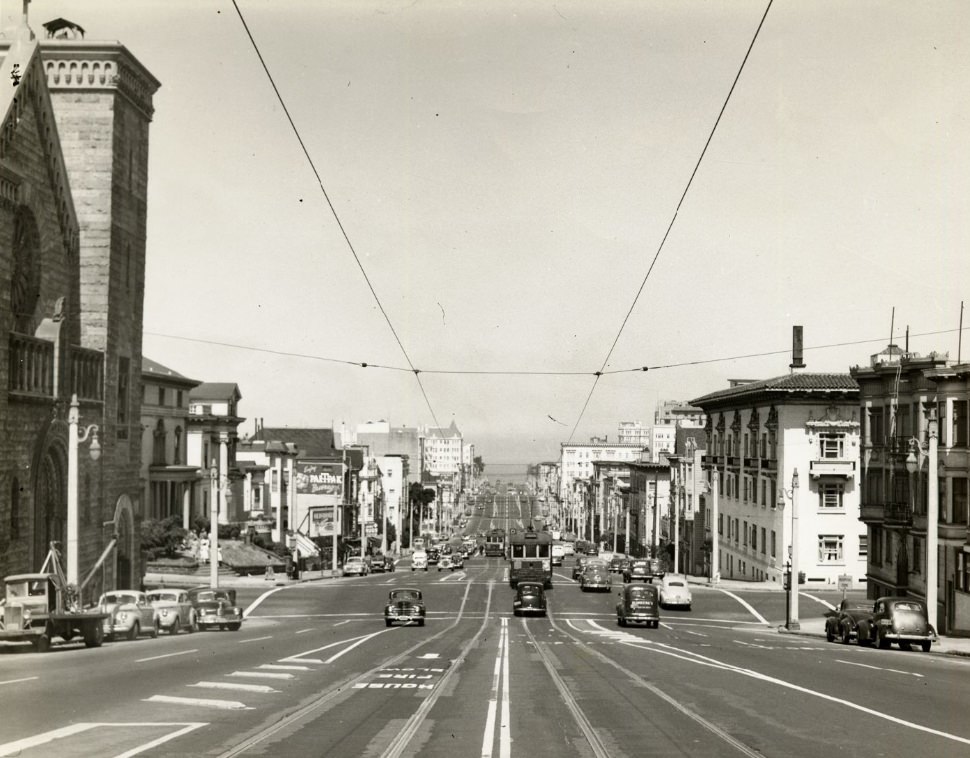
[214,580,498,756]
[562,615,970,753]
[552,615,970,757]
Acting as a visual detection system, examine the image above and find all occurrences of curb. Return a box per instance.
[774,624,970,658]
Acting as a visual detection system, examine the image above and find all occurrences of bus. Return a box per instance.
[508,529,553,588]
[484,528,506,557]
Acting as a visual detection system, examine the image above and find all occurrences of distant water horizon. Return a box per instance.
[482,463,530,484]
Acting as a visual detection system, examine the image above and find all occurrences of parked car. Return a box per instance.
[146,588,198,635]
[658,575,692,610]
[411,550,429,571]
[825,598,874,644]
[624,560,652,583]
[513,581,547,617]
[580,564,611,592]
[343,557,369,577]
[616,583,661,628]
[856,597,937,651]
[187,587,243,631]
[384,587,426,627]
[99,590,158,641]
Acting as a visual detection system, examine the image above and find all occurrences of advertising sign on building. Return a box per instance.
[295,461,343,497]
[364,521,378,537]
[308,506,337,537]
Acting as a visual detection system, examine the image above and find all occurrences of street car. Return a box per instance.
[512,581,547,617]
[411,550,429,571]
[623,559,652,583]
[617,583,661,627]
[99,590,158,641]
[187,587,243,631]
[658,574,692,610]
[384,588,426,627]
[342,557,369,577]
[856,597,937,651]
[580,564,611,592]
[824,598,874,644]
[146,588,198,634]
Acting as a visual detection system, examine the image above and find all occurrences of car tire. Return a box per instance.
[878,628,891,649]
[411,568,415,572]
[83,622,104,648]
[128,621,140,641]
[826,624,835,643]
[899,641,912,651]
[188,613,198,633]
[617,617,625,627]
[418,619,425,627]
[170,617,181,635]
[386,619,393,627]
[228,622,241,632]
[841,623,852,645]
[921,640,932,652]
[34,634,51,653]
[151,619,160,639]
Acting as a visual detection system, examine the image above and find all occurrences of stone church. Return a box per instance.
[0,6,159,597]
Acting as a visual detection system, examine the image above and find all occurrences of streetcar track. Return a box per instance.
[546,610,764,758]
[218,578,482,757]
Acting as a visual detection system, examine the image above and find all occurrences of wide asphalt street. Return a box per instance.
[2,490,969,757]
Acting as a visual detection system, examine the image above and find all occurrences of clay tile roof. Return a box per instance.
[691,373,858,406]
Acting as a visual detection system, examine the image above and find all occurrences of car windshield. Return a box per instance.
[148,591,178,601]
[628,587,654,597]
[667,581,686,587]
[390,591,421,602]
[892,602,924,612]
[105,593,140,605]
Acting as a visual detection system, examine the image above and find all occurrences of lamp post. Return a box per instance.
[711,467,719,585]
[208,461,231,589]
[906,408,939,631]
[778,469,800,630]
[67,394,101,587]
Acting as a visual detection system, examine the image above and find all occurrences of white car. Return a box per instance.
[561,542,575,556]
[411,550,429,571]
[343,557,369,577]
[658,575,692,610]
[146,588,198,634]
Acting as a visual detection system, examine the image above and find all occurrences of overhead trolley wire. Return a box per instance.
[567,0,776,444]
[229,0,442,431]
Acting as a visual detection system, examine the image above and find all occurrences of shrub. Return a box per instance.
[141,516,187,561]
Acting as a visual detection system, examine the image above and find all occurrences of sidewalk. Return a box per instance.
[684,573,970,657]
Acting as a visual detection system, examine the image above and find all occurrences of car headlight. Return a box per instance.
[161,609,169,616]
[118,612,128,621]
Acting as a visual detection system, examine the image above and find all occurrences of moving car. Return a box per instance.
[384,588,426,627]
[825,598,874,644]
[552,543,565,566]
[623,559,652,583]
[856,597,937,651]
[99,590,158,641]
[617,583,660,628]
[658,575,692,610]
[647,557,666,581]
[512,581,547,617]
[562,542,576,557]
[146,588,198,635]
[343,557,369,577]
[580,564,611,592]
[411,550,429,571]
[187,587,243,631]
[438,555,453,571]
[572,555,589,581]
[450,552,464,570]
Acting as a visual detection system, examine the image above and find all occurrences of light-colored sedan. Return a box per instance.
[658,575,692,610]
[99,591,158,641]
[147,589,198,635]
[343,557,369,577]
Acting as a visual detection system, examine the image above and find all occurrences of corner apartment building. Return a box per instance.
[559,439,647,536]
[851,347,970,635]
[692,374,865,587]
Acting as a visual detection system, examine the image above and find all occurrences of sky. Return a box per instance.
[33,0,970,466]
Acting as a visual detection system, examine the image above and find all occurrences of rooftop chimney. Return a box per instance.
[790,325,806,370]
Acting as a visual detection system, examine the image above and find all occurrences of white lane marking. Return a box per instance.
[500,617,511,758]
[716,588,770,625]
[0,676,38,686]
[418,653,440,659]
[0,723,207,758]
[136,649,198,663]
[800,592,836,610]
[553,572,575,583]
[145,694,250,710]
[324,630,388,664]
[835,659,924,678]
[189,681,279,694]
[481,618,507,758]
[260,664,311,671]
[243,585,291,618]
[614,635,970,747]
[660,622,674,630]
[333,620,351,626]
[683,630,708,637]
[278,632,383,665]
[228,671,294,680]
[295,628,314,634]
[238,635,273,644]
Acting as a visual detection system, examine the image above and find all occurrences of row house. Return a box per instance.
[1,17,159,594]
[692,374,866,587]
[851,347,970,635]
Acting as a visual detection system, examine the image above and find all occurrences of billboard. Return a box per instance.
[308,506,337,537]
[295,460,343,497]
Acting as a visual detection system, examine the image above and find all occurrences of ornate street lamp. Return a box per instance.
[906,408,940,631]
[778,469,800,630]
[68,393,100,586]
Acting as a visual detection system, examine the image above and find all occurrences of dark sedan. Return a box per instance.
[624,559,651,583]
[857,597,937,651]
[512,581,547,617]
[187,587,243,631]
[384,588,426,627]
[580,565,611,592]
